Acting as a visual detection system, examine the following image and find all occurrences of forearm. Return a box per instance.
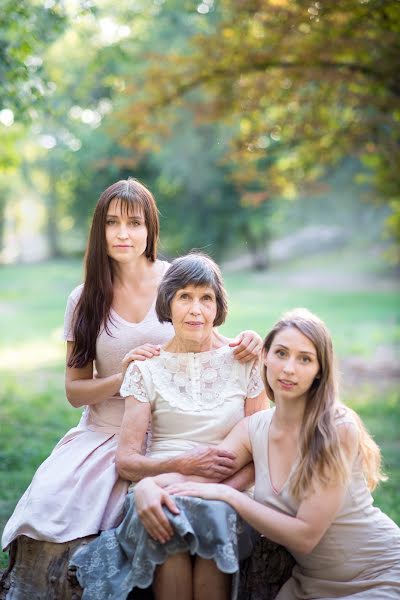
[65,372,123,408]
[151,464,254,490]
[117,452,189,483]
[152,472,223,487]
[222,487,316,555]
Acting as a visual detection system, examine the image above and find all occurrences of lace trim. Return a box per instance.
[120,348,262,412]
[120,364,149,403]
[148,349,237,412]
[247,360,264,398]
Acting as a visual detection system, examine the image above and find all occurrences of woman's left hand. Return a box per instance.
[165,481,230,503]
[230,330,262,363]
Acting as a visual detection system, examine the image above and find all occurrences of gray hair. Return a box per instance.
[156,253,228,326]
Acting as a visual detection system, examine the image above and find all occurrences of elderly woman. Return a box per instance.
[71,253,267,600]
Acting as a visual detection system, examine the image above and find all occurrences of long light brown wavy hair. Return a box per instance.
[68,178,159,368]
[262,308,386,500]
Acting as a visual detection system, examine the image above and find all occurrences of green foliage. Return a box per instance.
[1,1,399,265]
[0,256,399,570]
[0,0,67,118]
[115,0,400,249]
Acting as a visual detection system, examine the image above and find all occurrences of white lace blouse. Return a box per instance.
[120,346,264,459]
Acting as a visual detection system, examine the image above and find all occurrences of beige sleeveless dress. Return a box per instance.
[248,409,400,600]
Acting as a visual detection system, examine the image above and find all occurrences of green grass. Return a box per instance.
[0,254,399,569]
[221,273,399,358]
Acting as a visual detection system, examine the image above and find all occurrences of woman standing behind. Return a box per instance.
[167,309,400,599]
[2,178,260,550]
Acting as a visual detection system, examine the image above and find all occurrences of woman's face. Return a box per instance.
[105,198,147,263]
[265,326,320,403]
[170,284,217,347]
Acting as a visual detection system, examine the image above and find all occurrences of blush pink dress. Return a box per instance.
[1,262,173,549]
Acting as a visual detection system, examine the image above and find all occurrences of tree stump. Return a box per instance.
[239,536,295,599]
[1,534,294,599]
[0,536,95,600]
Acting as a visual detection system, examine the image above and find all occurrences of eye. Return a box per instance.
[179,292,189,299]
[275,349,286,358]
[300,356,311,364]
[129,220,142,227]
[106,219,117,226]
[202,294,214,301]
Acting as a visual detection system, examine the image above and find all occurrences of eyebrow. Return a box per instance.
[274,343,317,357]
[106,213,144,219]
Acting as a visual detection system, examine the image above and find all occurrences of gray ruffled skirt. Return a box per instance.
[70,492,254,600]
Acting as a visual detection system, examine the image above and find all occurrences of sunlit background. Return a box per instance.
[0,0,399,564]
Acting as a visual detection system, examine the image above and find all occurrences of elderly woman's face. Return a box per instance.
[170,284,217,344]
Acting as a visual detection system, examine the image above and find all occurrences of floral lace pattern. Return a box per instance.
[121,347,263,413]
[70,493,254,600]
[120,363,148,402]
[248,359,264,398]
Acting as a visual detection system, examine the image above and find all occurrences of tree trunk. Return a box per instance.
[0,536,95,600]
[1,535,294,599]
[239,535,295,599]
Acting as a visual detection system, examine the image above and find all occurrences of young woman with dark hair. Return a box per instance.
[2,179,261,550]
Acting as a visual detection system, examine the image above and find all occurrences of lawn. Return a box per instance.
[0,254,399,568]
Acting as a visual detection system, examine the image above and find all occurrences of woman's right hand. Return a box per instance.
[121,344,161,379]
[135,478,180,543]
[178,446,237,480]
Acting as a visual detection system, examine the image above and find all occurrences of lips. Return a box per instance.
[185,321,204,326]
[278,379,297,390]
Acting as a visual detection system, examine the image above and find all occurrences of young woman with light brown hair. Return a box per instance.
[160,308,400,599]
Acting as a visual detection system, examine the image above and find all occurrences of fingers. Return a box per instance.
[203,464,236,479]
[138,502,174,544]
[164,494,180,515]
[216,448,236,460]
[228,333,243,349]
[166,487,196,497]
[123,344,161,365]
[181,446,237,478]
[232,331,262,363]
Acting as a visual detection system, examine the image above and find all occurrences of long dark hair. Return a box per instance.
[68,178,159,368]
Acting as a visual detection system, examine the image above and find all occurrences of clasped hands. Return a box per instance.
[134,445,237,544]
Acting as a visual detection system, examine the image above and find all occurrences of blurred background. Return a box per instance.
[0,0,399,563]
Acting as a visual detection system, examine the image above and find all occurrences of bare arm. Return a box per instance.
[65,342,122,408]
[65,341,162,408]
[167,423,360,555]
[115,396,238,482]
[134,418,254,542]
[245,390,269,416]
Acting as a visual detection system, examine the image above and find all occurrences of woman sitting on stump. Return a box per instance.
[167,308,400,599]
[71,252,267,600]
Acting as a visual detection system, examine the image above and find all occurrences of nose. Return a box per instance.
[189,299,201,315]
[282,357,295,374]
[117,224,129,239]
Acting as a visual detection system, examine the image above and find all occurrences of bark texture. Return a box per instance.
[1,534,294,599]
[239,535,295,599]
